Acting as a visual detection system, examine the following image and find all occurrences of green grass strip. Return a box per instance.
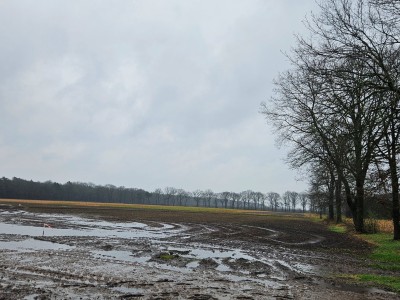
[336,227,400,293]
[361,233,400,271]
[357,274,400,292]
[328,224,347,233]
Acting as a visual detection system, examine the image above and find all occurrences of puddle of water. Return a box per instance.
[292,262,316,274]
[92,250,151,264]
[0,210,25,216]
[0,238,74,251]
[167,246,255,261]
[70,219,148,229]
[0,209,316,284]
[186,261,199,269]
[164,244,315,278]
[0,221,179,240]
[0,209,186,240]
[215,263,231,272]
[46,212,176,231]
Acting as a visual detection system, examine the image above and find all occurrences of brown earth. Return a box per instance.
[0,201,399,300]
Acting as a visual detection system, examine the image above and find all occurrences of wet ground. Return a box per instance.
[0,203,398,299]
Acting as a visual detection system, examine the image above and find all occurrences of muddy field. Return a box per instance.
[0,203,398,300]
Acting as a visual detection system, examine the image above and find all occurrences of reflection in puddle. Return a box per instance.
[0,238,74,251]
[166,245,254,260]
[186,261,199,269]
[92,250,150,264]
[215,263,231,272]
[0,212,184,240]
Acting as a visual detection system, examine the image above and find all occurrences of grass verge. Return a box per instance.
[304,213,348,233]
[345,232,400,292]
[362,233,400,271]
[306,214,400,292]
[338,274,400,292]
[357,274,400,292]
[328,224,347,233]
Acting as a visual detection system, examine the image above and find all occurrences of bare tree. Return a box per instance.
[201,189,214,208]
[229,192,241,209]
[289,191,299,212]
[240,190,253,210]
[311,0,400,236]
[163,187,177,206]
[192,190,202,207]
[282,191,291,212]
[220,192,231,209]
[213,193,219,208]
[153,188,163,205]
[175,189,187,207]
[267,192,281,211]
[253,192,264,210]
[261,0,400,233]
[299,193,309,213]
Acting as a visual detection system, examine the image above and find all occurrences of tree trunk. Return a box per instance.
[354,178,365,233]
[328,174,335,221]
[389,157,400,240]
[388,107,400,240]
[392,181,400,241]
[335,178,342,223]
[342,174,357,226]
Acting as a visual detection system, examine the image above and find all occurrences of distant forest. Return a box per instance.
[0,177,391,218]
[0,176,303,211]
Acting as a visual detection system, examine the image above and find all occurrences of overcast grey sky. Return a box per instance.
[0,0,318,194]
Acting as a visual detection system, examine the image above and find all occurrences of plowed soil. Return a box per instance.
[0,202,398,300]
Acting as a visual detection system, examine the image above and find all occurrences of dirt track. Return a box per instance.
[0,203,398,299]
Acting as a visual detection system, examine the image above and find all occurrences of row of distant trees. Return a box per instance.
[0,176,317,212]
[261,0,400,239]
[0,176,391,219]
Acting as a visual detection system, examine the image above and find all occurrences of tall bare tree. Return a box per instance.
[175,189,188,206]
[192,190,203,207]
[289,192,299,212]
[220,192,231,209]
[229,192,241,209]
[299,193,309,213]
[253,192,265,210]
[153,188,163,205]
[282,191,291,212]
[201,189,214,208]
[267,192,281,211]
[261,0,400,234]
[163,187,177,206]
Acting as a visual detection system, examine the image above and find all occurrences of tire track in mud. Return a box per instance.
[0,206,398,300]
[180,221,325,246]
[242,225,325,246]
[0,209,307,299]
[2,251,281,300]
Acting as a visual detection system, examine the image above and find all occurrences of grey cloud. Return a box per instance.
[0,0,317,194]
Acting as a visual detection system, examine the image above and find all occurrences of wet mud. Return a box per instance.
[0,204,398,299]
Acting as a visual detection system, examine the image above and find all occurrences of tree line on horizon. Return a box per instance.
[261,0,400,239]
[0,176,302,211]
[0,176,391,218]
